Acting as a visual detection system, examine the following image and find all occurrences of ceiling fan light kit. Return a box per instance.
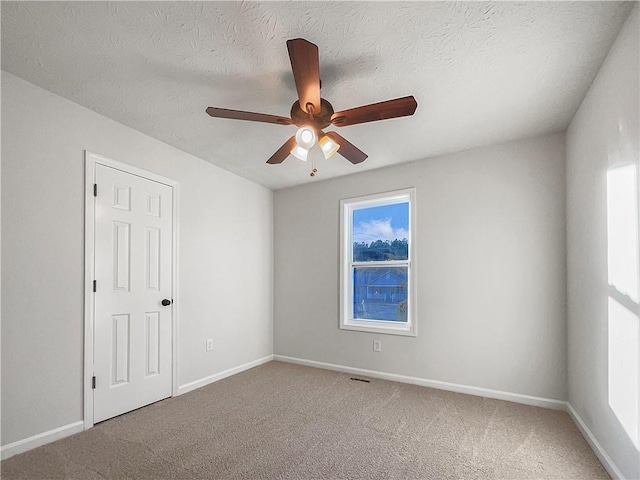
[290,143,309,162]
[206,38,418,177]
[295,126,317,149]
[319,134,340,159]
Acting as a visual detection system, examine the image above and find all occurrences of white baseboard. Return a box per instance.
[1,356,274,460]
[177,354,274,395]
[0,356,626,480]
[274,355,566,410]
[274,355,629,478]
[566,403,626,480]
[1,420,84,460]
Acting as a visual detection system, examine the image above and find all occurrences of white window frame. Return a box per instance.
[340,188,417,337]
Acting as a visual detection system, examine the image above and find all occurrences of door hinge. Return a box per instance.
[92,376,96,389]
[93,184,97,197]
[93,280,97,292]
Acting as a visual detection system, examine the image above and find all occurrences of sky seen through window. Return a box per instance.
[353,202,409,245]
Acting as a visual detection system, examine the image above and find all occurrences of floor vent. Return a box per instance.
[350,377,371,383]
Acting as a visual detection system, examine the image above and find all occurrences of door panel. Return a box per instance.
[113,222,131,291]
[145,227,161,290]
[145,312,160,377]
[93,164,173,423]
[112,314,130,385]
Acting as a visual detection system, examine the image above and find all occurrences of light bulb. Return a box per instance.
[319,135,340,159]
[300,129,313,144]
[295,127,317,149]
[290,144,308,161]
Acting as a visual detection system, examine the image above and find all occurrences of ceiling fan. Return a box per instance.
[206,38,417,172]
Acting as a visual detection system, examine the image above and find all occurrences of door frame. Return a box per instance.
[83,151,180,430]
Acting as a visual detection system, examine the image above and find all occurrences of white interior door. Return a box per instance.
[93,164,173,423]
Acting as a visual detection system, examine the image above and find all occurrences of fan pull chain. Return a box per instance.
[310,121,318,177]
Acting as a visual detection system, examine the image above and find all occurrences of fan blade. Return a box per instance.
[331,96,417,127]
[267,136,297,164]
[206,107,292,125]
[325,132,368,164]
[286,38,321,115]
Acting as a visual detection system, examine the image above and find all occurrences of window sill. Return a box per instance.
[340,321,417,337]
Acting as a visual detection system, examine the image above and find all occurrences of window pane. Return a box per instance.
[353,202,409,262]
[353,266,408,322]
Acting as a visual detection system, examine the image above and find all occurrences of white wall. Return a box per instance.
[566,6,640,480]
[1,73,273,446]
[274,132,567,401]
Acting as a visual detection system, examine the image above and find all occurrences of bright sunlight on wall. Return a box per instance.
[607,163,640,449]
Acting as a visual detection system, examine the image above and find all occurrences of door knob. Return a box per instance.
[161,299,172,306]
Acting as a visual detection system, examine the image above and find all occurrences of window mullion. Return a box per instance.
[351,261,409,267]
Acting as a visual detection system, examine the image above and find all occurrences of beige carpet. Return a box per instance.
[2,361,607,479]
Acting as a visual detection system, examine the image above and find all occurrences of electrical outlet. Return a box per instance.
[373,340,382,352]
[206,339,214,351]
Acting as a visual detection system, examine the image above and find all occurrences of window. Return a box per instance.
[340,188,416,336]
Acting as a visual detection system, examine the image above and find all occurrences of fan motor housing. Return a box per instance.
[291,98,334,129]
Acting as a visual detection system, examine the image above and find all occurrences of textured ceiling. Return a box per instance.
[1,2,635,190]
